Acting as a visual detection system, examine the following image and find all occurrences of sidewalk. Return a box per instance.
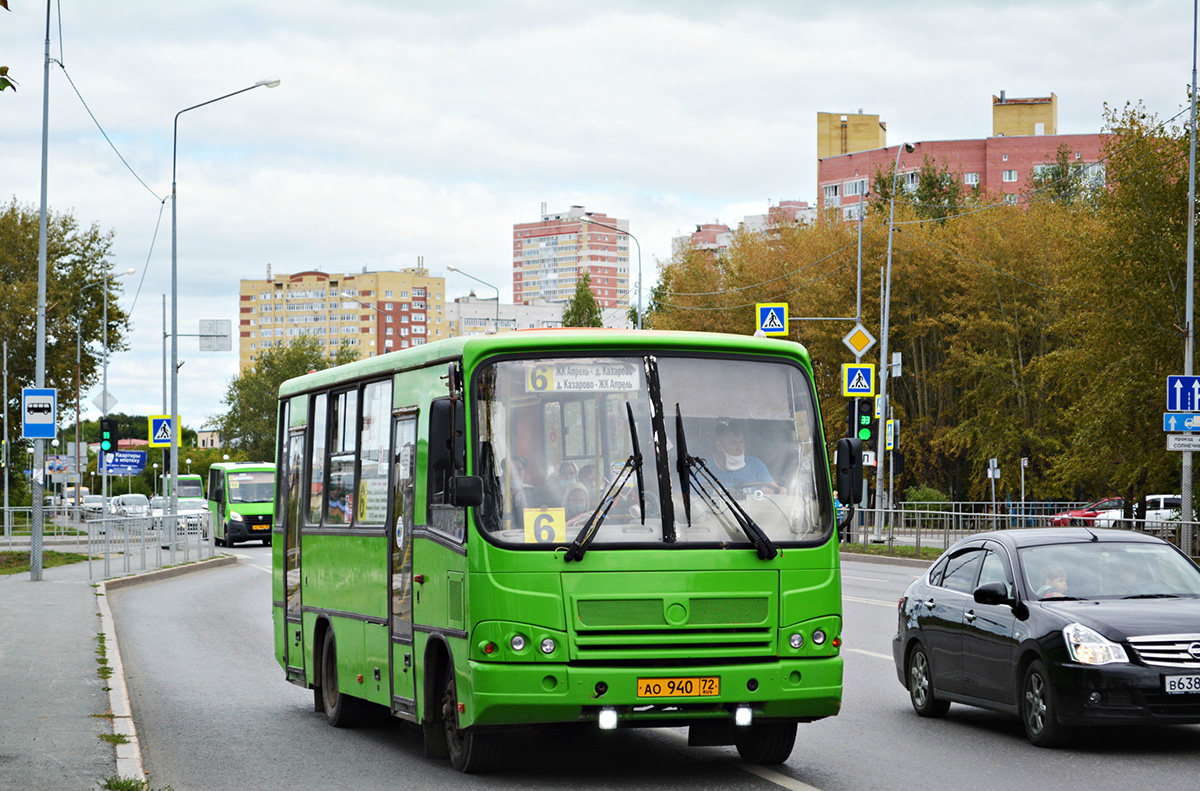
[0,545,234,789]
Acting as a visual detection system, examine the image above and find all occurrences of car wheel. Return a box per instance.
[320,629,363,728]
[443,671,500,773]
[1021,659,1072,747]
[734,721,797,764]
[907,643,950,718]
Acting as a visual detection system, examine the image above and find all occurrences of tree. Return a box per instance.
[561,271,603,327]
[1,198,129,488]
[211,336,359,460]
[1027,143,1096,206]
[1,2,14,93]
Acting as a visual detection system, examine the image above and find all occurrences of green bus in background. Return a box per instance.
[208,462,275,547]
[272,329,860,773]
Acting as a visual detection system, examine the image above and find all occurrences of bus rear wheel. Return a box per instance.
[320,629,363,728]
[733,721,797,765]
[442,673,500,773]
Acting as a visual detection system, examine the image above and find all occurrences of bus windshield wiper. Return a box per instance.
[564,403,644,563]
[674,404,776,561]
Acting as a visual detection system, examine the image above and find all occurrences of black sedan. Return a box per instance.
[892,528,1200,746]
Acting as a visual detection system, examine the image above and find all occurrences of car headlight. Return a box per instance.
[1063,623,1129,665]
[229,511,243,522]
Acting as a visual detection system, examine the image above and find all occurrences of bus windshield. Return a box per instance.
[474,354,831,549]
[226,471,274,504]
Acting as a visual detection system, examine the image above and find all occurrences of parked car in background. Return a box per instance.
[82,494,106,516]
[894,528,1200,747]
[111,493,150,517]
[1049,497,1123,526]
[1093,494,1182,530]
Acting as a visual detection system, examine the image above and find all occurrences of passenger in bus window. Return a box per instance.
[709,419,785,494]
[545,461,578,505]
[577,464,598,499]
[563,482,591,522]
[504,455,532,514]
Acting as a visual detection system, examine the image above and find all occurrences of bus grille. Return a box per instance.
[577,597,769,628]
[572,596,773,662]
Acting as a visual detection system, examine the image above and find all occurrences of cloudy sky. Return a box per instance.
[2,0,1194,433]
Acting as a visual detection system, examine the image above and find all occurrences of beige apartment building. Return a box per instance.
[238,264,446,369]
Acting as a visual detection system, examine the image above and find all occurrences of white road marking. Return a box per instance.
[250,564,271,574]
[844,647,892,661]
[841,574,883,582]
[662,729,826,790]
[843,595,896,608]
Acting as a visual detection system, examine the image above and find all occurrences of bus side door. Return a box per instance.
[390,413,418,718]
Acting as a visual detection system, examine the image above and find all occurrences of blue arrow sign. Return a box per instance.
[1167,375,1200,411]
[1164,412,1200,432]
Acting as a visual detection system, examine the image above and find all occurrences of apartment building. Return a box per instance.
[673,201,816,257]
[817,93,1108,219]
[238,265,446,369]
[513,205,630,309]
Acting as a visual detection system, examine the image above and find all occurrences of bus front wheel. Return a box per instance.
[733,721,797,765]
[442,673,501,773]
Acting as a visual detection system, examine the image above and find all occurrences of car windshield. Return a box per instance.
[1019,541,1200,600]
[473,354,831,550]
[226,471,274,503]
[122,495,148,506]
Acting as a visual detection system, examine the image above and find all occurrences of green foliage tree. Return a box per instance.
[561,271,603,327]
[1,198,129,491]
[212,336,359,461]
[0,2,12,94]
[1027,143,1096,206]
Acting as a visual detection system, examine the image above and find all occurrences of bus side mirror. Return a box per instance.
[451,476,484,508]
[835,437,863,506]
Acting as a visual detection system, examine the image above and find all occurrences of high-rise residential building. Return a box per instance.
[512,205,630,309]
[238,264,446,369]
[672,201,816,258]
[817,93,1108,220]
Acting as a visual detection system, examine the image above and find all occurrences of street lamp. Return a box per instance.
[170,78,279,524]
[153,462,159,497]
[78,268,136,517]
[578,215,642,329]
[186,457,192,474]
[446,266,500,331]
[873,142,916,540]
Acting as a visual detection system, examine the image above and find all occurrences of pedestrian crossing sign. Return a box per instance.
[148,415,178,448]
[841,364,875,397]
[756,303,789,336]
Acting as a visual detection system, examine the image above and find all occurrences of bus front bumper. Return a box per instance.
[463,656,842,729]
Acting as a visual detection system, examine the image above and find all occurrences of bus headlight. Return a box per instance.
[229,511,243,522]
[510,635,526,651]
[789,633,804,649]
[540,638,556,654]
[812,629,827,645]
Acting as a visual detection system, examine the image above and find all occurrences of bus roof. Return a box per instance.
[210,462,274,472]
[278,329,811,398]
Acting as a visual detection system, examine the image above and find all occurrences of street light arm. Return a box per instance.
[172,80,280,183]
[579,215,641,329]
[447,267,500,323]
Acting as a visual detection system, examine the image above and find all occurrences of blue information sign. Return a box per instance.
[1164,413,1200,432]
[104,450,147,476]
[1167,375,1200,411]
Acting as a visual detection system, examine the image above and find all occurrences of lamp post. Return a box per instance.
[170,78,279,529]
[153,463,159,497]
[873,142,915,541]
[79,268,135,522]
[186,457,192,475]
[446,266,500,331]
[578,215,641,329]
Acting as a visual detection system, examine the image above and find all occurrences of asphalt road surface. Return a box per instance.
[109,551,1200,791]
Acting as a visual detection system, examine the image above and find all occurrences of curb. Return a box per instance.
[841,550,934,569]
[97,553,240,781]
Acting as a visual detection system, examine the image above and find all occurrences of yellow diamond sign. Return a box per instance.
[842,323,876,357]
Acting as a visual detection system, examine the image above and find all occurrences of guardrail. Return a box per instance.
[844,501,1198,557]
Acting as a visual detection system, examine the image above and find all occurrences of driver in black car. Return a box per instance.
[709,419,785,494]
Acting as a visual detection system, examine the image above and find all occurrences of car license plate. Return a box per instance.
[636,676,720,698]
[251,524,269,531]
[1164,674,1200,694]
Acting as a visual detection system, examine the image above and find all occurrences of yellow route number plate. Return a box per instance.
[636,676,720,698]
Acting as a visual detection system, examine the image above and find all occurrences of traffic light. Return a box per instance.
[100,416,117,453]
[854,397,877,450]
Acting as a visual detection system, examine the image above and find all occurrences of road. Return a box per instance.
[109,551,1199,791]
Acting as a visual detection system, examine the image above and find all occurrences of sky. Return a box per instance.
[2,0,1196,434]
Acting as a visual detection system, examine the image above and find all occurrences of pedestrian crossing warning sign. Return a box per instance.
[756,303,789,336]
[148,415,178,448]
[841,364,875,397]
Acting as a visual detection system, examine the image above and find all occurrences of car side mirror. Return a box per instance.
[450,475,484,508]
[973,581,1011,606]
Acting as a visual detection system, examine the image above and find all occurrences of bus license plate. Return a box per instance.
[637,676,719,698]
[1164,674,1200,694]
[251,524,269,531]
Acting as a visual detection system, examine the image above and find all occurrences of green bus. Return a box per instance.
[208,462,275,546]
[272,329,858,772]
